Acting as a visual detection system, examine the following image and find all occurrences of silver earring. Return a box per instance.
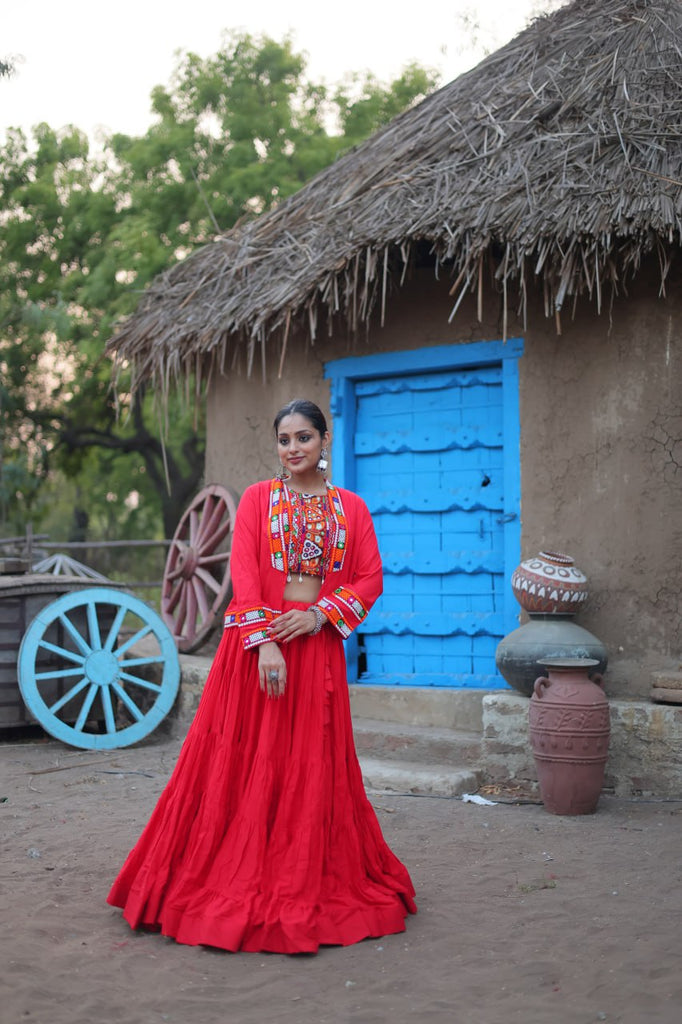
[277,464,291,481]
[317,447,328,473]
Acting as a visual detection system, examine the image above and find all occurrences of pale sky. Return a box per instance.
[2,0,552,142]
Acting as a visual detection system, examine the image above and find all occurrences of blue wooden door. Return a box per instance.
[326,340,522,689]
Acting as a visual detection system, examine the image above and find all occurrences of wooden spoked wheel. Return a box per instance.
[161,484,238,653]
[18,587,180,750]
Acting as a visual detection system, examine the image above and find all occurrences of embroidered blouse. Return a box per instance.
[285,492,329,579]
[224,478,383,650]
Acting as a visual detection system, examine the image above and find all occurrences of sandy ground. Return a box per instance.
[1,731,681,1024]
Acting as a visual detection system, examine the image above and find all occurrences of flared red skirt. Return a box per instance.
[107,605,416,953]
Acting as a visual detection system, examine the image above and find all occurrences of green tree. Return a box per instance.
[333,62,438,143]
[0,123,203,539]
[0,33,439,543]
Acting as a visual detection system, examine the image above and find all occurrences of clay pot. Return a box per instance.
[495,614,608,697]
[529,658,610,815]
[511,551,588,615]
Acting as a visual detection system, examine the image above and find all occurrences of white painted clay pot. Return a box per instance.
[511,550,588,615]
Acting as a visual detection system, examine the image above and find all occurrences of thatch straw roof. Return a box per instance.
[109,0,682,386]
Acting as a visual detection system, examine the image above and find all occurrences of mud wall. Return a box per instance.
[206,259,682,697]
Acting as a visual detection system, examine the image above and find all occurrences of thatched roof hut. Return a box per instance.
[105,0,682,710]
[109,0,682,387]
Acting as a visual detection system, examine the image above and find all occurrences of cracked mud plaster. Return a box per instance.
[644,412,682,484]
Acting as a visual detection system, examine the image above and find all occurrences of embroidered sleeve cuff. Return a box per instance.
[224,606,279,649]
[317,587,369,639]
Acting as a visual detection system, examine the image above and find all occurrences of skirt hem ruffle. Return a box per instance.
[108,890,412,954]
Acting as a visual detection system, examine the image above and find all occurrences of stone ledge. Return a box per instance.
[481,694,682,799]
[353,718,482,766]
[359,757,480,797]
[651,670,682,690]
[348,684,496,732]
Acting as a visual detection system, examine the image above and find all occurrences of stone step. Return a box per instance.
[349,683,490,732]
[651,670,682,704]
[651,671,682,689]
[353,717,482,766]
[359,756,481,797]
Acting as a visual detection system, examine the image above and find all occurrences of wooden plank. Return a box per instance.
[355,366,503,396]
[357,672,501,689]
[365,487,504,514]
[361,610,505,636]
[355,424,503,454]
[380,550,503,574]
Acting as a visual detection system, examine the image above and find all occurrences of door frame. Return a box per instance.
[324,338,524,684]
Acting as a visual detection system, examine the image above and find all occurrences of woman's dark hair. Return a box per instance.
[273,399,328,436]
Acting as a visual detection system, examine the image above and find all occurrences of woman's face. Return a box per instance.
[276,413,329,480]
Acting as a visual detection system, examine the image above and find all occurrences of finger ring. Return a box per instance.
[268,670,279,681]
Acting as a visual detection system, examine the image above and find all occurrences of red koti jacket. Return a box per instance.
[224,478,383,650]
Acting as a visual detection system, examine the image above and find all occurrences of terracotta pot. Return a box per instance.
[511,551,588,614]
[529,658,610,815]
[495,614,608,696]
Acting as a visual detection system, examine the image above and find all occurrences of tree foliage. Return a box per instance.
[0,33,438,544]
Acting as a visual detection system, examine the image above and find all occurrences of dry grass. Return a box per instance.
[107,0,682,390]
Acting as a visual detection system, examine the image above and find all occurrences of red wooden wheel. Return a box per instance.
[161,484,239,653]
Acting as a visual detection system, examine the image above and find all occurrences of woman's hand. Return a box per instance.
[268,609,318,644]
[257,641,287,698]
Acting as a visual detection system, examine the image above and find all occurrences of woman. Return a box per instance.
[107,398,416,953]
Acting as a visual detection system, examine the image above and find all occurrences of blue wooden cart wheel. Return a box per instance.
[18,587,180,750]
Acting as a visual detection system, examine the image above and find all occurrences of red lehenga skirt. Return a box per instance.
[107,601,416,953]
